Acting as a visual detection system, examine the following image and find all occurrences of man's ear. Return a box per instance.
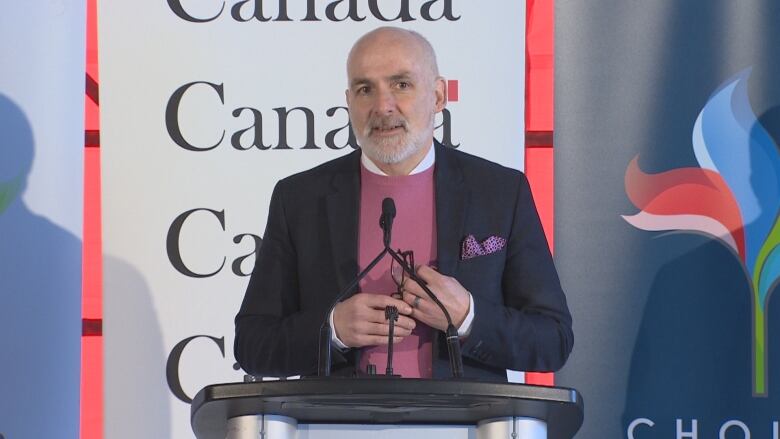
[345,89,351,107]
[434,76,447,112]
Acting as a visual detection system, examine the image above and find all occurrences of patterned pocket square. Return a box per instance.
[461,234,507,260]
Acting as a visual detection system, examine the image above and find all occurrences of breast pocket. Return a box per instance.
[456,249,506,301]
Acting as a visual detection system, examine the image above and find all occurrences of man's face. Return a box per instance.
[346,31,445,167]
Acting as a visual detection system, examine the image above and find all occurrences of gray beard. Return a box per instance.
[361,135,420,164]
[358,115,433,165]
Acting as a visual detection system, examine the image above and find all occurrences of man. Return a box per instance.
[235,27,572,380]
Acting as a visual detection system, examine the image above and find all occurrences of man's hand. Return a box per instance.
[332,293,415,348]
[402,265,470,331]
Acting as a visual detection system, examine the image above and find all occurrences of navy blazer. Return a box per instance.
[235,142,573,380]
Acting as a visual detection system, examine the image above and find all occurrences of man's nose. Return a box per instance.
[373,87,396,114]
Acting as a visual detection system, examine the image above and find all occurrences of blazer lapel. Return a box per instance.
[325,151,361,294]
[434,142,468,277]
[432,142,468,376]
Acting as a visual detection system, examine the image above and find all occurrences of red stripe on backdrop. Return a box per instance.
[81,0,103,436]
[525,0,554,132]
[81,146,103,439]
[85,0,98,132]
[525,147,554,249]
[525,0,556,387]
[81,144,103,437]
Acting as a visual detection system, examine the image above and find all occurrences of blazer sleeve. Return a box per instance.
[233,181,335,377]
[459,173,574,372]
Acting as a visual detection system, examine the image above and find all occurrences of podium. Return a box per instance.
[191,378,583,439]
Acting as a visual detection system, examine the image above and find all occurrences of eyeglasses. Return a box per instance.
[390,250,414,300]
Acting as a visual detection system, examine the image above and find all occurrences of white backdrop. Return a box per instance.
[100,2,525,437]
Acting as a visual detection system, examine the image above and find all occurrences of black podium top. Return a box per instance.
[191,378,583,439]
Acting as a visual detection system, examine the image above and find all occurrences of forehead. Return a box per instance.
[347,33,430,83]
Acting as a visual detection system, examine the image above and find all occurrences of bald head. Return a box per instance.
[347,27,439,83]
[344,26,447,175]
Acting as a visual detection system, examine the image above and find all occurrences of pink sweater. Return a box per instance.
[357,163,436,378]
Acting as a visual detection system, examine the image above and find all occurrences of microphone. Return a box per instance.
[318,198,395,377]
[380,197,396,247]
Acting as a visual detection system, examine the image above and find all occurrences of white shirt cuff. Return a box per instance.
[457,292,475,337]
[329,308,349,350]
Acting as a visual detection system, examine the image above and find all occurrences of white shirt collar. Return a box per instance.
[360,142,436,176]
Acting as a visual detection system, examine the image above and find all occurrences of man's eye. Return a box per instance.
[357,86,370,95]
[397,82,410,89]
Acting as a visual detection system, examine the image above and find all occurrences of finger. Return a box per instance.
[361,322,411,337]
[362,294,413,314]
[402,290,417,308]
[410,307,445,332]
[414,299,442,320]
[403,289,429,308]
[395,315,416,331]
[356,333,406,346]
[402,278,425,298]
[367,309,395,324]
[393,326,413,337]
[409,295,449,328]
[362,306,415,327]
[365,319,414,335]
[409,308,434,329]
[361,335,406,346]
[415,265,441,283]
[394,300,414,315]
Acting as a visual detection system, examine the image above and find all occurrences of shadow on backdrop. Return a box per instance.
[0,94,172,438]
[0,94,81,437]
[103,254,170,438]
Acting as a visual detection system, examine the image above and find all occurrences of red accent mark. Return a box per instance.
[85,130,100,148]
[525,130,553,147]
[86,73,99,105]
[447,79,459,102]
[82,319,103,336]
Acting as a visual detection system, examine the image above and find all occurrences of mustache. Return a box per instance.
[364,115,408,134]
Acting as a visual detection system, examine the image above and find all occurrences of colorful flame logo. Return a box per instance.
[622,68,780,396]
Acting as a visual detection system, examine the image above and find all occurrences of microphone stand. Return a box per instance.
[318,197,464,379]
[318,198,397,377]
[318,247,388,377]
[385,247,464,378]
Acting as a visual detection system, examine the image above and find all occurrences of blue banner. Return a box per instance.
[556,1,780,437]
